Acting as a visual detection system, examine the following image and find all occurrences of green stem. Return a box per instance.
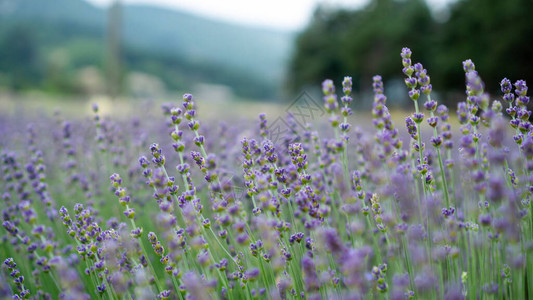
[126,214,163,293]
[413,91,429,197]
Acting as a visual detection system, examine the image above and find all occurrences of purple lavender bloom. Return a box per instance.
[96,283,106,294]
[401,47,412,59]
[373,75,384,94]
[302,254,319,291]
[322,79,335,95]
[431,136,442,148]
[2,221,18,236]
[521,135,533,159]
[401,47,414,77]
[405,77,417,88]
[427,116,438,128]
[412,112,424,123]
[342,76,353,95]
[424,100,437,111]
[479,214,492,226]
[405,117,418,140]
[441,207,455,218]
[322,79,339,113]
[320,227,345,256]
[139,156,150,168]
[516,95,530,107]
[244,268,260,281]
[514,79,528,96]
[501,78,513,93]
[463,59,475,72]
[456,102,469,124]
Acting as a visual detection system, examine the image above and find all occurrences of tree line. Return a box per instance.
[287,0,533,106]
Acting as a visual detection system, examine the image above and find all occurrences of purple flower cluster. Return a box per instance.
[1,46,532,300]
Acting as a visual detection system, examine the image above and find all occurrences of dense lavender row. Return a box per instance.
[1,48,532,299]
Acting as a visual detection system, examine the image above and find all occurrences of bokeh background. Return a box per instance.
[0,0,531,116]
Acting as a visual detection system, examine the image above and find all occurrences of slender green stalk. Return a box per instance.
[126,215,163,293]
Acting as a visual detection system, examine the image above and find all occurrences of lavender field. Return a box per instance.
[1,48,532,300]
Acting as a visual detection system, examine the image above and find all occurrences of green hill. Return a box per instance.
[0,0,294,98]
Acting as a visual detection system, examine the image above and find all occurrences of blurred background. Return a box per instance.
[0,0,531,114]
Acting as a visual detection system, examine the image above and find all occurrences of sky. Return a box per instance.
[87,0,454,31]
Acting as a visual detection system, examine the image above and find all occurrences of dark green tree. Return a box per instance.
[0,25,41,89]
[288,0,434,94]
[436,0,533,93]
[288,0,533,106]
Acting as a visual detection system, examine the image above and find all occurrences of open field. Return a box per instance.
[1,50,532,300]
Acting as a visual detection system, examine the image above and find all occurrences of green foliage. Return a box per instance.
[436,0,533,92]
[0,24,42,89]
[289,0,433,94]
[289,0,533,105]
[0,0,292,99]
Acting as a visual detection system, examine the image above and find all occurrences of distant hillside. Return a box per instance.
[122,4,292,82]
[0,0,294,98]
